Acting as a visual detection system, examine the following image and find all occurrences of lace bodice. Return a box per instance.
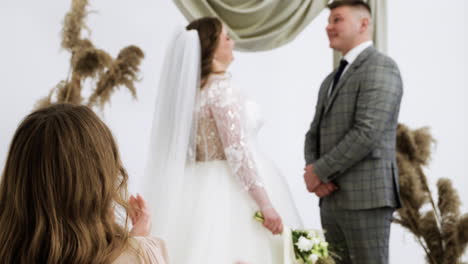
[195,73,263,192]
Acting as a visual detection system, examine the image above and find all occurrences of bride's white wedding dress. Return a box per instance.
[163,73,302,263]
[144,28,301,264]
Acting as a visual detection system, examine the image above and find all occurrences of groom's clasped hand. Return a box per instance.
[303,164,338,198]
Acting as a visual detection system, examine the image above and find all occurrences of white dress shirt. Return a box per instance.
[328,40,373,97]
[342,40,373,75]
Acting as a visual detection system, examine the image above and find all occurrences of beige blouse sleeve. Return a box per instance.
[113,236,169,264]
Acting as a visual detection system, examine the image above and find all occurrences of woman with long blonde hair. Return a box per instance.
[0,103,168,263]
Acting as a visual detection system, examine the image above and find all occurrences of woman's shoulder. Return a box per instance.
[203,72,232,92]
[131,235,165,245]
[203,73,245,102]
[113,236,169,264]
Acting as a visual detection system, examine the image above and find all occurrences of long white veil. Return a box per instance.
[143,27,200,238]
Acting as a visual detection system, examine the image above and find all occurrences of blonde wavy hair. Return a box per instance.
[0,104,131,263]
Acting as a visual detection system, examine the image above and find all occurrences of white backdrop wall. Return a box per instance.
[0,0,466,262]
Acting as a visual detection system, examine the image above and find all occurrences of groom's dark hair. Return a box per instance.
[327,0,372,15]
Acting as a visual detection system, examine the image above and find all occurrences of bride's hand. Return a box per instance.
[261,207,283,235]
[128,194,152,237]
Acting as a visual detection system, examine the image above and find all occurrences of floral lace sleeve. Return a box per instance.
[206,79,264,192]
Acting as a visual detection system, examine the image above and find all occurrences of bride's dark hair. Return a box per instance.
[186,17,223,87]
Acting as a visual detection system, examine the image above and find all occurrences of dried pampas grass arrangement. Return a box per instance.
[394,124,468,264]
[36,0,144,110]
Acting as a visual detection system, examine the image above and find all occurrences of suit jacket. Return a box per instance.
[304,46,403,210]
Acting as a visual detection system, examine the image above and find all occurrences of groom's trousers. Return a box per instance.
[320,198,394,264]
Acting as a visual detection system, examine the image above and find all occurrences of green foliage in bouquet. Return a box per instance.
[254,212,336,264]
[292,230,332,264]
[36,0,144,110]
[394,124,468,264]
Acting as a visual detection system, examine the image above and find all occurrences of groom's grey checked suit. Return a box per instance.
[304,46,403,264]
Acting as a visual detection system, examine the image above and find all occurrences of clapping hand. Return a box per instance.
[128,194,152,237]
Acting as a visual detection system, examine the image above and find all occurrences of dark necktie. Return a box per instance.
[329,59,348,96]
[317,59,349,157]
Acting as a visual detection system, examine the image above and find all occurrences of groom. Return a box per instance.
[303,1,402,263]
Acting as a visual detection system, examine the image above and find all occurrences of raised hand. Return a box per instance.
[128,194,152,237]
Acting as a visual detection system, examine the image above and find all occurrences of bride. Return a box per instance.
[144,17,302,263]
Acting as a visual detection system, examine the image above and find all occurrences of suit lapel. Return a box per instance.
[323,46,376,115]
[317,72,336,109]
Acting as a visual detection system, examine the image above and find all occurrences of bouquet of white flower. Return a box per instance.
[254,211,335,264]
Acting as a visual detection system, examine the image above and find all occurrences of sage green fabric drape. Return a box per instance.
[173,0,329,52]
[174,0,387,68]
